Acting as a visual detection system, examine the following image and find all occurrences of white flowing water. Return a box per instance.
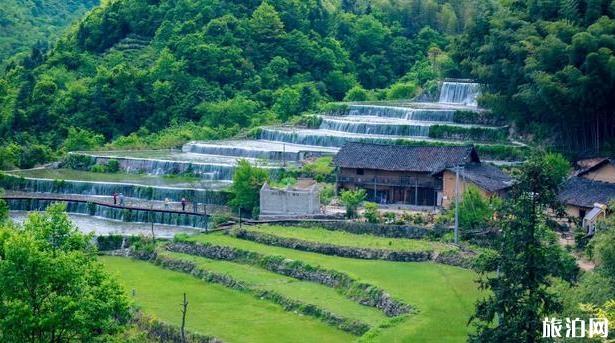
[82,152,284,180]
[182,140,338,161]
[348,105,457,122]
[320,116,431,136]
[0,175,229,204]
[259,127,445,147]
[7,199,209,228]
[438,82,480,106]
[10,211,201,238]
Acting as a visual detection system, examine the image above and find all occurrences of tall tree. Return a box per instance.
[469,154,570,342]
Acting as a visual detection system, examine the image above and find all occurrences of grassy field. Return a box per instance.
[161,250,388,327]
[187,232,482,342]
[100,256,354,343]
[244,225,456,253]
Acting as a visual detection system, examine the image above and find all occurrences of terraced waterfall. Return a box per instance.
[5,80,515,232]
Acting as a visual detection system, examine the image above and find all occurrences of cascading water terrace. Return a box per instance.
[6,199,209,228]
[438,82,480,106]
[0,174,230,204]
[259,127,437,147]
[182,140,338,161]
[320,116,431,137]
[348,105,456,122]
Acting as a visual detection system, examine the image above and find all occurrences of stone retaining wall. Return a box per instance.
[232,229,432,262]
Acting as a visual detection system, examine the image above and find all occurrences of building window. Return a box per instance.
[356,168,364,175]
[579,209,586,219]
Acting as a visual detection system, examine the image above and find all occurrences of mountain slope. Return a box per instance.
[0,0,99,63]
[0,0,481,167]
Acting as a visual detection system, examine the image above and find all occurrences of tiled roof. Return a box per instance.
[575,158,614,176]
[558,177,615,208]
[333,142,479,173]
[449,164,513,192]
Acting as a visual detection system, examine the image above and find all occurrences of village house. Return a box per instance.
[259,179,321,218]
[333,142,512,208]
[559,158,615,233]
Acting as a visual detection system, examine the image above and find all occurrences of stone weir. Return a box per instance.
[259,127,444,148]
[347,104,457,122]
[5,197,209,229]
[71,151,284,181]
[182,140,338,161]
[0,174,229,204]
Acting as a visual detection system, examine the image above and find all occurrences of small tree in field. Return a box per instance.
[229,160,269,216]
[457,185,498,237]
[340,188,366,218]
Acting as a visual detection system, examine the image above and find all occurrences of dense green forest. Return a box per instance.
[0,0,99,63]
[0,0,475,168]
[1,0,614,169]
[452,0,615,154]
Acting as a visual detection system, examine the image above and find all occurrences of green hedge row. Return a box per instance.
[148,253,371,335]
[231,229,433,262]
[428,125,508,143]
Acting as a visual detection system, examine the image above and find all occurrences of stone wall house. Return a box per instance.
[260,179,321,217]
[333,142,512,209]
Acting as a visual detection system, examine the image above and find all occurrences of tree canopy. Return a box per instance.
[0,203,131,342]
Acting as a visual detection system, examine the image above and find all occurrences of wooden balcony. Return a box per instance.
[337,175,442,190]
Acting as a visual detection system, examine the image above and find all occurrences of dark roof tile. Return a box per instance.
[449,164,513,192]
[333,142,479,173]
[558,177,615,208]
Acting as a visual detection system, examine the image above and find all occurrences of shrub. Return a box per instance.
[363,202,380,223]
[344,86,369,102]
[62,127,105,152]
[62,154,95,170]
[106,159,120,173]
[386,82,418,100]
[340,189,367,218]
[302,156,334,182]
[90,164,107,173]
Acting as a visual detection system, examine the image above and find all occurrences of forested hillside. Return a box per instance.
[1,0,615,169]
[0,0,99,63]
[0,0,477,168]
[452,0,615,155]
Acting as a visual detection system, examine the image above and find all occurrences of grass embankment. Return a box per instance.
[244,225,456,253]
[187,232,481,342]
[160,250,387,327]
[100,256,354,343]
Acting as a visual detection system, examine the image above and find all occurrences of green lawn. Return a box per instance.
[245,225,456,253]
[188,233,482,342]
[161,250,387,327]
[100,256,354,343]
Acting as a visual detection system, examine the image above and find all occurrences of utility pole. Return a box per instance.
[180,293,188,343]
[238,207,242,229]
[283,143,286,167]
[204,203,208,233]
[454,165,464,245]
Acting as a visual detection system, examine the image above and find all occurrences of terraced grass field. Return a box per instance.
[101,256,354,343]
[101,227,481,342]
[186,232,482,342]
[160,250,388,327]
[243,224,456,253]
